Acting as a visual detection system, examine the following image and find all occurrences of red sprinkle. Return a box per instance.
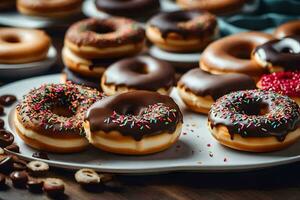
[259,71,300,97]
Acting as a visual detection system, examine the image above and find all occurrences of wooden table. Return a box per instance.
[1,25,300,200]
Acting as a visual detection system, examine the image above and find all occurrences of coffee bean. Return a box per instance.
[10,171,28,188]
[12,157,27,171]
[43,178,65,198]
[0,155,13,174]
[5,143,19,153]
[27,179,44,193]
[0,130,14,148]
[32,152,49,160]
[0,95,16,106]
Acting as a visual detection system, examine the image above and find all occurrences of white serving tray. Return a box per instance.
[0,46,57,79]
[1,74,300,174]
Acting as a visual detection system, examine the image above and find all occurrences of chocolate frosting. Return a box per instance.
[64,68,101,90]
[208,90,300,141]
[178,68,256,100]
[95,0,160,17]
[148,10,217,38]
[85,91,183,141]
[66,18,145,48]
[254,36,300,71]
[103,56,175,90]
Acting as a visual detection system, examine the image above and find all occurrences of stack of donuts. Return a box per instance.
[61,17,146,89]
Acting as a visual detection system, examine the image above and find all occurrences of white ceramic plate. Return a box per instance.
[0,11,79,29]
[149,46,201,64]
[1,74,300,174]
[0,46,57,79]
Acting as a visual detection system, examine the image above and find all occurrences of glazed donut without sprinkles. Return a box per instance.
[101,56,175,96]
[208,90,300,152]
[177,68,256,114]
[65,18,145,59]
[62,46,120,78]
[253,36,300,72]
[146,10,218,52]
[257,71,300,105]
[95,0,160,18]
[15,83,105,153]
[176,0,245,15]
[200,32,273,80]
[17,0,83,18]
[274,20,300,38]
[84,91,183,155]
[0,28,51,64]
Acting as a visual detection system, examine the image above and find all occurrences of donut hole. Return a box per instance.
[131,62,148,74]
[168,13,190,23]
[34,163,41,168]
[89,24,115,34]
[51,105,74,118]
[280,47,294,54]
[3,35,20,43]
[228,43,253,60]
[241,102,269,116]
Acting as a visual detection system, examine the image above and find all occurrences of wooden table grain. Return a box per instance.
[0,26,300,200]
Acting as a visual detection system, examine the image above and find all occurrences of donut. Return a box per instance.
[274,20,300,39]
[176,0,245,15]
[146,10,218,52]
[62,46,120,78]
[200,32,273,80]
[95,0,160,18]
[61,68,101,90]
[177,68,256,114]
[0,28,51,64]
[257,71,300,105]
[65,18,145,59]
[17,0,82,18]
[252,36,300,72]
[15,83,105,153]
[84,91,183,155]
[208,90,300,152]
[101,56,175,96]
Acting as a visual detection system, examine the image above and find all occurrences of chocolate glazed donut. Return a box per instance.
[178,68,256,101]
[84,91,183,155]
[62,68,101,90]
[208,90,300,152]
[95,0,160,18]
[101,56,175,95]
[146,10,218,52]
[177,68,256,114]
[253,36,300,72]
[148,10,216,38]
